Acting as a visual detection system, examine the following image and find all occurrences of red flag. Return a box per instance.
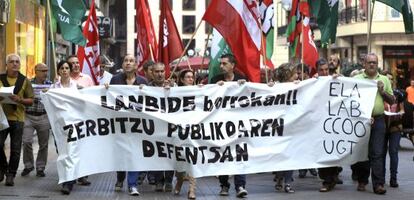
[78,1,100,85]
[203,0,262,82]
[300,1,318,74]
[136,0,158,74]
[158,0,184,78]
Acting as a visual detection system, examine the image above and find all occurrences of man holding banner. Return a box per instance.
[210,54,248,198]
[352,53,394,195]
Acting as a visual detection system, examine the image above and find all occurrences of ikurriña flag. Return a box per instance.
[136,0,158,73]
[203,0,262,83]
[259,0,275,69]
[77,1,100,85]
[158,0,184,78]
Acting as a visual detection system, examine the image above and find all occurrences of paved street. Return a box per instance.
[0,136,413,200]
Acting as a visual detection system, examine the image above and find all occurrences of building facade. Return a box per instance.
[275,0,414,84]
[1,0,46,78]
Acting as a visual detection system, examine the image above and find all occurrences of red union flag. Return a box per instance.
[78,1,100,85]
[158,0,183,78]
[300,1,318,73]
[136,0,158,72]
[204,0,262,82]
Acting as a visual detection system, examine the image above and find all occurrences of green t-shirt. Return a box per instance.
[354,72,393,116]
[0,76,34,122]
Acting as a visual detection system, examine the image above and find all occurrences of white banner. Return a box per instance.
[41,77,377,183]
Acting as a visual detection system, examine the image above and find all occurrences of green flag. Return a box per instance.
[376,0,413,33]
[310,0,339,46]
[208,29,232,83]
[51,0,86,46]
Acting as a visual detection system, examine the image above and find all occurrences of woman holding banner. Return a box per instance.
[272,63,298,194]
[174,69,196,199]
[50,60,80,195]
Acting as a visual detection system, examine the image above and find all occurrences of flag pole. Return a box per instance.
[367,0,375,53]
[257,17,269,83]
[301,15,304,81]
[201,31,211,72]
[46,0,57,79]
[169,19,203,79]
[148,43,155,61]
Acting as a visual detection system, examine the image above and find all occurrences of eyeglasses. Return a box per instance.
[8,60,20,63]
[36,70,48,72]
[367,61,378,64]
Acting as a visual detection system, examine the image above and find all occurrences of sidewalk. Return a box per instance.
[0,136,413,200]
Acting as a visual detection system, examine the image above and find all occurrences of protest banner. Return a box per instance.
[41,77,377,183]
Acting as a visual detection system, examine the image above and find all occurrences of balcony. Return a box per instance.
[339,6,367,24]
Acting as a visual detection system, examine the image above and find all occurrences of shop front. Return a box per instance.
[383,45,414,89]
[4,0,46,78]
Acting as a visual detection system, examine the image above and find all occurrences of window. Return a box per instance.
[182,15,195,34]
[390,9,400,18]
[183,0,195,10]
[183,39,196,55]
[160,0,173,10]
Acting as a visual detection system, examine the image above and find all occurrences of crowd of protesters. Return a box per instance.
[0,51,413,199]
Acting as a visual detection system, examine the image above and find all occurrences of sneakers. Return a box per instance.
[357,182,366,191]
[36,170,46,177]
[319,183,334,192]
[114,181,123,191]
[275,178,283,191]
[77,177,91,186]
[236,186,248,198]
[373,185,387,195]
[284,184,295,193]
[5,176,14,186]
[129,186,140,196]
[219,186,229,196]
[21,168,34,176]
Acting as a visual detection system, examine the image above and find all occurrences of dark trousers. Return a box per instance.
[353,116,386,187]
[318,167,339,185]
[403,101,413,128]
[219,174,246,190]
[384,132,401,180]
[0,121,24,176]
[154,170,174,185]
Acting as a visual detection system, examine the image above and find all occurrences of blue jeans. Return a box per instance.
[127,171,140,187]
[353,116,386,187]
[385,132,401,180]
[219,174,246,190]
[0,121,24,176]
[274,170,293,184]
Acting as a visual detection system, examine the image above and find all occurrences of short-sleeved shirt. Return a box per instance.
[25,79,52,115]
[406,86,414,104]
[354,72,393,116]
[0,75,34,122]
[71,73,95,87]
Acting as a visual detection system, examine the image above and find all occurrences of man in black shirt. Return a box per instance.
[210,54,247,83]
